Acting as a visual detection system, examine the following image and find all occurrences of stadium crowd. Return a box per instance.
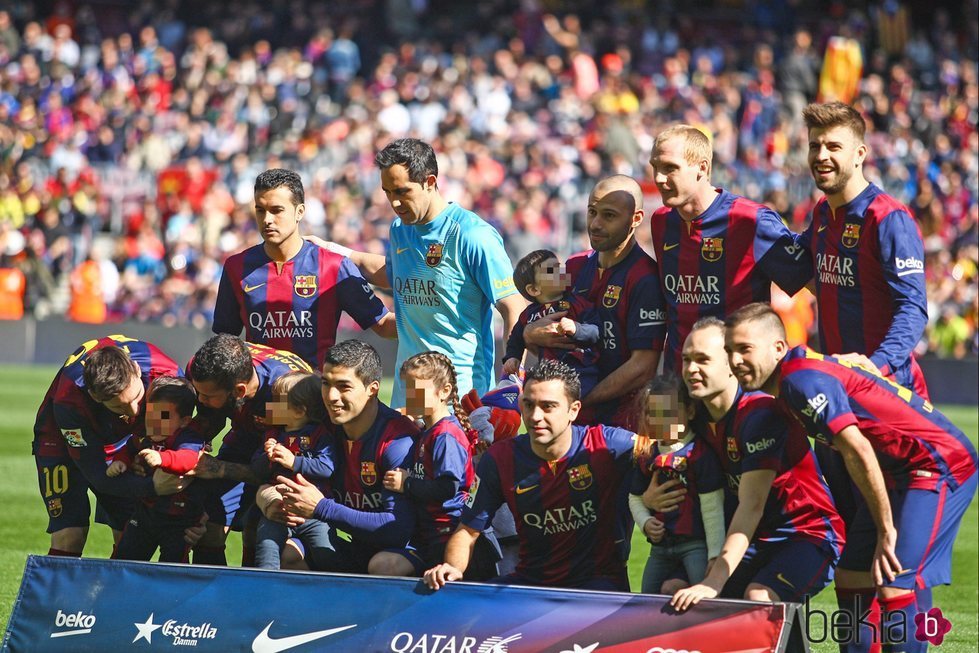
[0,0,976,356]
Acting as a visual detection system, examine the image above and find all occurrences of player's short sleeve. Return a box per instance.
[779,370,857,446]
[601,425,638,460]
[738,404,790,473]
[754,207,812,295]
[336,256,389,329]
[625,270,666,352]
[459,220,517,304]
[431,432,470,485]
[690,440,725,493]
[380,434,415,473]
[459,451,505,532]
[212,263,244,335]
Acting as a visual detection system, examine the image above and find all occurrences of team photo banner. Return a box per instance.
[4,555,806,652]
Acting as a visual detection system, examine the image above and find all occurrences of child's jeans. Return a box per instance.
[641,534,708,594]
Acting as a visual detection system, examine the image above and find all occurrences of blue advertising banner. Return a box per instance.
[3,555,806,653]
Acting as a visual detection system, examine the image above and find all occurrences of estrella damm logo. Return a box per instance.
[47,498,63,518]
[361,461,377,485]
[425,243,444,267]
[842,223,861,248]
[726,436,741,462]
[603,285,622,308]
[294,275,317,297]
[568,464,593,490]
[701,237,724,262]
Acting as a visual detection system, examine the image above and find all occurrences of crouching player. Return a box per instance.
[424,360,636,591]
[109,376,206,562]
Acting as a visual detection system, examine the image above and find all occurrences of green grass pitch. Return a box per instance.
[1,364,975,650]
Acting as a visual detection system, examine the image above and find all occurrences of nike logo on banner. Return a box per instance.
[252,622,356,653]
[663,243,680,251]
[396,247,410,255]
[243,283,266,293]
[515,484,538,495]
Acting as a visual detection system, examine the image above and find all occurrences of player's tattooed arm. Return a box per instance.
[190,454,264,484]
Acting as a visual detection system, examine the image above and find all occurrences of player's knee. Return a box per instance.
[367,552,415,577]
[281,542,309,571]
[51,527,88,554]
[660,578,689,595]
[198,522,228,547]
[834,568,873,589]
[877,585,913,600]
[745,583,779,602]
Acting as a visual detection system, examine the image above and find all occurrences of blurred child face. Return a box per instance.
[403,370,450,420]
[145,400,189,442]
[265,392,306,429]
[642,393,688,444]
[534,257,571,297]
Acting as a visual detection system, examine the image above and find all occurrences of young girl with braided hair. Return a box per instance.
[383,351,500,578]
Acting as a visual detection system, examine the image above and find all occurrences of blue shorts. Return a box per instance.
[724,539,837,602]
[838,473,977,589]
[304,525,424,576]
[34,437,134,533]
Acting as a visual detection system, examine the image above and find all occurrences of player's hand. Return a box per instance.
[642,475,686,512]
[502,358,521,377]
[152,468,188,495]
[671,583,719,611]
[642,516,665,543]
[264,438,277,456]
[278,473,325,520]
[872,527,902,586]
[138,449,163,469]
[835,352,882,376]
[523,311,576,350]
[106,460,127,477]
[183,512,208,546]
[557,316,578,336]
[423,563,464,590]
[383,468,408,493]
[268,444,296,470]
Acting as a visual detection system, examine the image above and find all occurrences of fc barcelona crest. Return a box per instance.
[426,243,444,267]
[726,436,741,462]
[672,456,687,472]
[603,285,622,308]
[842,223,861,248]
[47,498,63,518]
[361,461,377,485]
[294,275,317,297]
[701,237,724,262]
[568,464,593,490]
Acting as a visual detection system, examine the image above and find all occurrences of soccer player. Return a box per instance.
[275,340,420,575]
[186,334,312,565]
[648,124,811,373]
[725,303,977,652]
[213,168,395,369]
[798,102,929,397]
[423,360,637,592]
[32,335,187,556]
[322,138,525,407]
[525,175,665,429]
[668,317,844,610]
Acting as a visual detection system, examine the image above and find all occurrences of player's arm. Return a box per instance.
[671,469,775,610]
[870,211,928,376]
[212,264,245,336]
[305,235,390,288]
[335,257,399,339]
[423,524,481,590]
[582,349,659,407]
[370,313,398,339]
[755,208,812,296]
[833,424,900,585]
[190,453,266,485]
[496,294,528,349]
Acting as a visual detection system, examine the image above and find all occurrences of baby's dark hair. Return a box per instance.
[272,372,327,423]
[147,376,197,419]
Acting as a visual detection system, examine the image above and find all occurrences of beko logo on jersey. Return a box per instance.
[51,609,96,638]
[522,500,596,534]
[640,308,666,323]
[895,257,924,275]
[390,632,522,653]
[249,311,313,339]
[745,437,777,454]
[802,393,828,417]
[816,253,855,287]
[662,274,720,305]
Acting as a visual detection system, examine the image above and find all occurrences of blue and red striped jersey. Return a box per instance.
[326,403,419,548]
[462,424,635,588]
[649,189,810,371]
[778,346,977,491]
[629,436,724,538]
[33,336,183,499]
[408,415,474,547]
[503,291,601,369]
[796,183,928,392]
[214,240,388,369]
[256,422,335,493]
[116,427,207,517]
[695,388,844,555]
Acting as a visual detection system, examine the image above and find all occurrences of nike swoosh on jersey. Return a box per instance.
[252,622,356,653]
[817,225,828,233]
[396,247,410,255]
[515,484,539,495]
[663,243,680,251]
[243,283,266,293]
[776,573,796,589]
